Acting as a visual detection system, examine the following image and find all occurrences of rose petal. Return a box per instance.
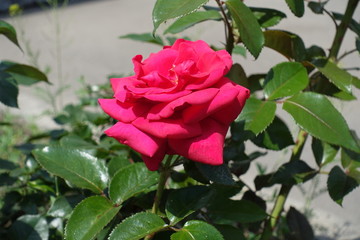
[168,118,228,165]
[142,90,192,102]
[133,117,202,139]
[183,79,241,124]
[141,149,166,171]
[98,99,151,123]
[105,122,165,157]
[211,85,250,125]
[142,48,178,77]
[147,88,219,120]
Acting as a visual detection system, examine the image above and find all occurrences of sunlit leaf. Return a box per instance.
[311,58,352,94]
[264,62,308,100]
[283,92,360,152]
[285,0,305,17]
[152,0,208,33]
[164,10,221,34]
[226,0,264,58]
[109,163,159,204]
[65,196,120,240]
[237,97,276,135]
[109,212,166,240]
[33,146,109,194]
[264,30,306,61]
[171,221,224,240]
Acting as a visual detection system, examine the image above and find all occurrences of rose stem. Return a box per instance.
[152,155,173,215]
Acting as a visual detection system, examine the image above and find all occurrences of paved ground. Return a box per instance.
[1,0,360,239]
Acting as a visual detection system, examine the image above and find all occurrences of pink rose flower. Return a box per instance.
[99,39,250,170]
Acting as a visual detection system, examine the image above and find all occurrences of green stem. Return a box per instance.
[260,130,308,240]
[145,156,173,240]
[328,0,359,60]
[215,0,235,54]
[151,155,173,215]
[269,130,308,228]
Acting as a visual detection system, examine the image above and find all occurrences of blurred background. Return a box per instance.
[1,0,360,239]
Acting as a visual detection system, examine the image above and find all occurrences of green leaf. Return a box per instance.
[107,153,131,178]
[152,0,209,33]
[311,58,352,94]
[283,92,360,152]
[264,62,309,100]
[272,160,316,185]
[286,207,314,240]
[341,147,360,172]
[207,199,267,223]
[32,146,109,194]
[214,225,245,240]
[356,38,360,53]
[0,73,18,108]
[237,97,276,135]
[119,33,164,46]
[48,195,83,219]
[232,45,247,57]
[164,10,222,34]
[307,1,328,14]
[0,20,21,49]
[195,162,235,186]
[250,7,287,28]
[65,196,120,240]
[109,163,159,205]
[166,186,213,224]
[285,0,305,17]
[171,220,224,240]
[226,0,264,58]
[0,61,49,85]
[264,30,306,61]
[109,212,166,240]
[252,116,294,150]
[310,72,356,101]
[327,166,358,205]
[8,215,49,240]
[59,135,95,149]
[311,138,339,167]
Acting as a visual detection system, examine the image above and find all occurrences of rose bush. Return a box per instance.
[99,39,249,170]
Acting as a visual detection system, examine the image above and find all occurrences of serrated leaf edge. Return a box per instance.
[108,212,167,240]
[64,196,119,240]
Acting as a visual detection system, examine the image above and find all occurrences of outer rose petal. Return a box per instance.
[183,77,250,124]
[168,118,228,165]
[141,146,167,171]
[133,117,202,139]
[105,122,165,158]
[211,85,250,125]
[98,99,150,123]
